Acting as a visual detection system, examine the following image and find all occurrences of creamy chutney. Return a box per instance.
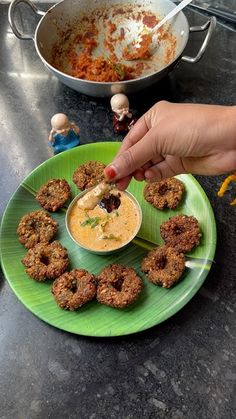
[68,190,141,251]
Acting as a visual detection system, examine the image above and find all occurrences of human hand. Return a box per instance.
[105,101,236,189]
[48,129,55,143]
[116,108,132,121]
[70,122,80,134]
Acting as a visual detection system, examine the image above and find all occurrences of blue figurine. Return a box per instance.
[49,113,80,154]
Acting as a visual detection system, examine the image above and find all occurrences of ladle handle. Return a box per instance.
[8,0,45,40]
[155,0,193,30]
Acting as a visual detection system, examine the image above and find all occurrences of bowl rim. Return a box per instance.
[65,188,143,254]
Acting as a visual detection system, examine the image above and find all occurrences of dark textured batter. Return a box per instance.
[99,192,121,213]
[17,209,58,249]
[36,178,71,212]
[97,264,142,308]
[141,245,186,288]
[160,214,202,253]
[72,160,106,190]
[144,177,185,210]
[22,241,69,281]
[52,269,97,310]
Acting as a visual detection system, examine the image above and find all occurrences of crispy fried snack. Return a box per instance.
[17,210,58,249]
[160,215,201,254]
[144,177,185,210]
[97,264,142,308]
[141,245,185,288]
[22,241,69,281]
[36,179,71,212]
[52,269,97,310]
[72,161,106,190]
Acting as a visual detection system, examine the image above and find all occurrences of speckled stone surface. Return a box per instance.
[0,1,235,418]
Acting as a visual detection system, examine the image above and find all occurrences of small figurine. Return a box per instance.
[49,113,80,154]
[110,93,137,134]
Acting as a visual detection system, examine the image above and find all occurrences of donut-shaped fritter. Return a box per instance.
[36,179,71,212]
[17,210,58,249]
[144,178,185,210]
[97,264,142,308]
[52,269,97,310]
[160,214,201,253]
[72,160,106,190]
[22,241,69,281]
[141,245,186,288]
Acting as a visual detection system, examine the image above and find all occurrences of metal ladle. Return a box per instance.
[129,0,193,56]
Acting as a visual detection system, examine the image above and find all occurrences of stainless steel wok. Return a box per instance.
[8,0,216,97]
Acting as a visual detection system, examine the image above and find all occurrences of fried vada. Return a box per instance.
[36,178,71,212]
[97,264,142,308]
[144,177,185,210]
[22,240,69,281]
[72,160,106,190]
[160,214,201,253]
[17,209,58,249]
[141,245,186,288]
[52,269,97,310]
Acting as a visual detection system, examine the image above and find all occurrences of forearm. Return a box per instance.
[214,105,236,173]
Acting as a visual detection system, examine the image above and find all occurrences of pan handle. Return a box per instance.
[181,16,216,64]
[8,0,45,40]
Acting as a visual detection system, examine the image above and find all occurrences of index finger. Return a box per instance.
[116,115,149,156]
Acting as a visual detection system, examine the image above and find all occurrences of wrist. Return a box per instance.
[225,106,236,150]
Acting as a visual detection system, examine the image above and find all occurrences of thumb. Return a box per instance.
[105,126,162,181]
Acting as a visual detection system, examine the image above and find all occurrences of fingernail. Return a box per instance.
[105,165,117,180]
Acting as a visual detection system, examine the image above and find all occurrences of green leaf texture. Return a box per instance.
[0,143,216,336]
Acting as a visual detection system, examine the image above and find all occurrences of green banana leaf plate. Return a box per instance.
[0,142,216,337]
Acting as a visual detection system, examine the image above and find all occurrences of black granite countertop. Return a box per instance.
[0,1,236,418]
